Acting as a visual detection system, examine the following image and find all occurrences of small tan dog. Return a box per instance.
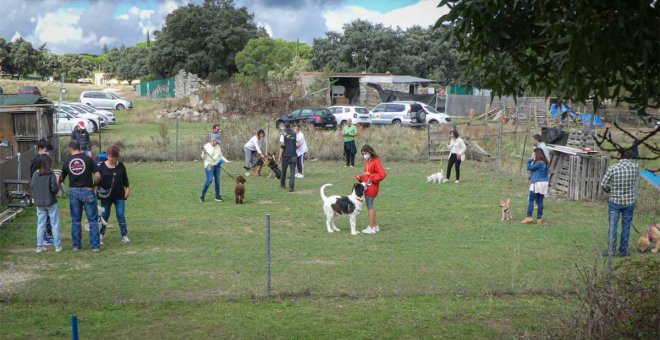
[637,222,660,253]
[499,199,512,221]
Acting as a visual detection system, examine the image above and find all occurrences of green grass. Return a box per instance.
[1,160,657,338]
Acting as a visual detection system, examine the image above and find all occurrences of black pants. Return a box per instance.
[281,156,296,190]
[344,141,356,166]
[446,153,461,180]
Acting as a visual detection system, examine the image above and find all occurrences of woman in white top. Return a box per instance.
[200,133,229,202]
[446,129,467,183]
[243,130,265,171]
[293,125,308,178]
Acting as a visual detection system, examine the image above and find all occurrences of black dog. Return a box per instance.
[263,154,281,179]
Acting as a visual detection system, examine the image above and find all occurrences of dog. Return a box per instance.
[250,157,264,176]
[320,182,365,235]
[83,205,109,231]
[234,175,246,204]
[426,171,445,183]
[499,199,513,221]
[637,222,660,253]
[263,153,282,179]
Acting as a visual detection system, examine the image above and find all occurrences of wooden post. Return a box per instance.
[36,108,44,140]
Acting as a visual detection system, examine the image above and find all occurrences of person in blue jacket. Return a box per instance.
[522,148,550,224]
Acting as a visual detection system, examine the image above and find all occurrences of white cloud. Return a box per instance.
[116,14,130,20]
[32,8,100,52]
[323,0,448,33]
[10,31,22,42]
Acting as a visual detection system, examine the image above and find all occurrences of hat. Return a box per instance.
[78,121,85,128]
[210,133,221,142]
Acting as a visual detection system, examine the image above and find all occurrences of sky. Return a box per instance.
[0,0,448,54]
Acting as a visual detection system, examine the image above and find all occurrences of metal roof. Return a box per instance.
[0,94,51,106]
[327,73,436,84]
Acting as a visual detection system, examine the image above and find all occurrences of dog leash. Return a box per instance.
[201,148,237,181]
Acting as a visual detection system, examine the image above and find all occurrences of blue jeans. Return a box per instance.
[69,187,100,249]
[527,191,544,218]
[201,165,221,198]
[100,199,128,237]
[606,202,635,256]
[36,203,61,247]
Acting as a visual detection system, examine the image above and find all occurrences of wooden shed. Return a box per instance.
[0,94,54,159]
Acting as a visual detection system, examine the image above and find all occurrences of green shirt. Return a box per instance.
[343,125,357,142]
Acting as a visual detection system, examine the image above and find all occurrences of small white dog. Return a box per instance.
[426,171,445,183]
[83,205,109,232]
[320,183,366,235]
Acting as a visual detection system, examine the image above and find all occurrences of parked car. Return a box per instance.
[53,110,94,135]
[55,104,108,131]
[67,102,116,124]
[276,107,337,130]
[80,91,133,110]
[369,102,427,127]
[17,86,41,96]
[328,105,371,127]
[396,101,451,124]
[0,86,3,94]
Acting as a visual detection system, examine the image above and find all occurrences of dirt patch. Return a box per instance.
[257,200,274,204]
[0,260,40,294]
[4,248,37,254]
[482,319,515,334]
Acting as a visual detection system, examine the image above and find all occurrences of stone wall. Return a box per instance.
[174,69,200,98]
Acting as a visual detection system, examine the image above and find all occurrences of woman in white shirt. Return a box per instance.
[200,134,229,202]
[243,130,265,172]
[446,130,466,183]
[293,125,308,178]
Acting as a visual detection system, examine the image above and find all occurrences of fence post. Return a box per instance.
[98,127,102,156]
[519,126,529,174]
[266,213,272,298]
[496,117,503,169]
[175,117,179,161]
[71,316,79,340]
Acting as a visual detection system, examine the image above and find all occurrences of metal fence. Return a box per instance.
[0,147,36,205]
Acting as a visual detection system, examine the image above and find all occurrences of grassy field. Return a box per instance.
[1,158,657,338]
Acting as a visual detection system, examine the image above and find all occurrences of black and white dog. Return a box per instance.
[320,182,366,235]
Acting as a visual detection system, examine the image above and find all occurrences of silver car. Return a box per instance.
[369,102,427,127]
[80,91,133,110]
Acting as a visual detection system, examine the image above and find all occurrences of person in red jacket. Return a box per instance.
[353,144,387,234]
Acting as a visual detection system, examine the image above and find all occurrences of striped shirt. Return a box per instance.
[600,159,639,205]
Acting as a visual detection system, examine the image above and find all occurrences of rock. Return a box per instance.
[189,94,200,107]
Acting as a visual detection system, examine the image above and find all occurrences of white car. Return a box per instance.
[55,104,108,131]
[419,103,451,124]
[328,106,371,126]
[53,111,94,135]
[68,102,116,124]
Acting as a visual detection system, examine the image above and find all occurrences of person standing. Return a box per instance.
[30,154,62,253]
[600,149,640,257]
[243,129,265,175]
[532,134,550,161]
[59,140,101,252]
[294,125,308,178]
[72,122,92,157]
[521,148,550,224]
[97,144,131,244]
[208,124,222,145]
[354,144,387,234]
[343,118,358,167]
[200,134,229,202]
[445,130,466,183]
[30,139,54,246]
[278,123,298,192]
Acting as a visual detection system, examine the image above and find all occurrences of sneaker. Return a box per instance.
[289,188,294,192]
[100,234,105,245]
[72,247,81,252]
[245,172,250,177]
[92,248,100,252]
[215,196,223,202]
[42,237,53,246]
[243,166,251,170]
[455,180,460,184]
[199,196,205,202]
[55,246,63,252]
[295,173,304,178]
[349,165,354,168]
[121,236,131,244]
[536,219,543,225]
[521,217,535,224]
[602,250,614,257]
[374,225,380,232]
[441,178,449,184]
[362,226,377,234]
[36,247,46,253]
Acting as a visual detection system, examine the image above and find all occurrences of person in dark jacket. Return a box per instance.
[30,154,62,253]
[278,123,299,192]
[97,144,131,244]
[71,122,91,157]
[30,139,54,245]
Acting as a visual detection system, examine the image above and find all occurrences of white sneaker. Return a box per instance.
[244,172,250,177]
[455,180,460,184]
[100,234,104,245]
[295,173,304,178]
[362,226,376,234]
[36,247,46,253]
[441,178,448,183]
[55,246,63,252]
[122,236,131,244]
[374,225,380,232]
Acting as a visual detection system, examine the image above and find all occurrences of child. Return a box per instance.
[30,154,62,252]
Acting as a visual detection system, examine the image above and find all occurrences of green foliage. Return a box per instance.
[311,20,465,82]
[437,0,660,116]
[106,46,149,84]
[35,51,60,79]
[236,37,311,80]
[8,38,39,78]
[148,0,266,80]
[57,54,92,81]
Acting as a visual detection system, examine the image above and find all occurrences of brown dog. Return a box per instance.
[637,222,660,253]
[234,175,246,204]
[499,199,512,221]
